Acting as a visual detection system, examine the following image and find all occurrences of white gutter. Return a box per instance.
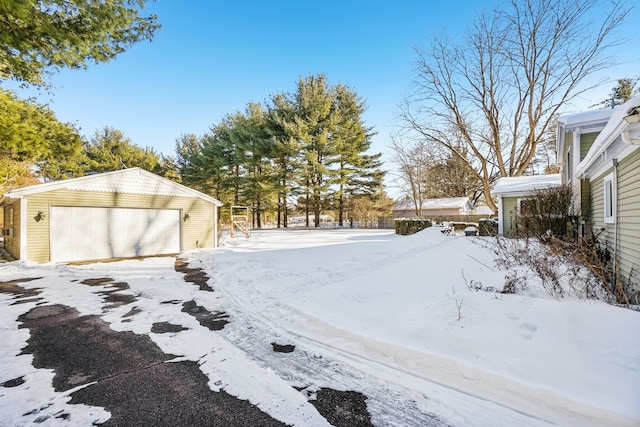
[575,95,640,177]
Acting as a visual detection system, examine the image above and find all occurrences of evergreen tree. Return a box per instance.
[234,103,276,228]
[83,127,159,173]
[172,74,383,228]
[603,78,639,108]
[426,147,479,200]
[154,154,181,182]
[1,0,159,87]
[266,92,303,227]
[0,88,83,191]
[198,115,246,205]
[291,74,338,227]
[174,134,209,189]
[331,84,384,226]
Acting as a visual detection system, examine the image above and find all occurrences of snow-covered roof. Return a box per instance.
[575,94,640,177]
[393,197,472,211]
[472,205,495,215]
[3,168,223,206]
[492,174,561,195]
[556,107,615,156]
[557,107,614,129]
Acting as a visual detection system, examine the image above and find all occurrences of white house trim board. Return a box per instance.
[557,108,613,156]
[603,173,616,224]
[497,196,504,235]
[574,95,640,178]
[582,143,638,181]
[19,198,27,261]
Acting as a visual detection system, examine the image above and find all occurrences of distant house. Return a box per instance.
[1,168,223,263]
[471,205,496,217]
[556,94,640,295]
[391,197,473,218]
[492,174,562,237]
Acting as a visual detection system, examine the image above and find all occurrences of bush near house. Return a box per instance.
[394,218,432,235]
[478,218,498,236]
[514,184,573,240]
[500,183,637,306]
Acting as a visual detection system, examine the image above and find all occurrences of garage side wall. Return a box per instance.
[2,200,21,259]
[24,189,215,263]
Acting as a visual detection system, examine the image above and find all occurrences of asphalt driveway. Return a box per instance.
[0,260,376,427]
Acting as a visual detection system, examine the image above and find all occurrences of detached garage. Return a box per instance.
[1,168,222,263]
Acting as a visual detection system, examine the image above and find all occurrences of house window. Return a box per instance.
[603,173,615,224]
[566,148,572,181]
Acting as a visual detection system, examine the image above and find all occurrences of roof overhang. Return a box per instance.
[3,168,223,206]
[492,174,562,197]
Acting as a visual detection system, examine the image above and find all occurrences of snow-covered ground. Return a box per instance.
[1,227,639,426]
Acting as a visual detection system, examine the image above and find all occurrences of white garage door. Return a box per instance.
[50,207,181,263]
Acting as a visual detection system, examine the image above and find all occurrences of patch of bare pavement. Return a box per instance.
[19,305,287,426]
[1,280,286,426]
[0,263,381,426]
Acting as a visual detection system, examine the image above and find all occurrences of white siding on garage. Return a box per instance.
[50,207,181,262]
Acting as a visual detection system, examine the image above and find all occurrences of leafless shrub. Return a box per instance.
[485,235,607,299]
[461,269,499,292]
[515,183,574,241]
[502,270,527,294]
[546,232,637,306]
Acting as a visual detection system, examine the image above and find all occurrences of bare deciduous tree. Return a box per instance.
[390,137,434,216]
[401,0,628,213]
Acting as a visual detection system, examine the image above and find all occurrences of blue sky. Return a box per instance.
[11,1,640,173]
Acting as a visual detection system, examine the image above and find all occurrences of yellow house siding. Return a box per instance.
[589,149,640,290]
[23,189,217,263]
[181,198,215,250]
[617,149,640,289]
[580,132,599,161]
[589,171,612,239]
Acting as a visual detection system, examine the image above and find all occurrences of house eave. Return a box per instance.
[3,168,223,207]
[574,95,640,178]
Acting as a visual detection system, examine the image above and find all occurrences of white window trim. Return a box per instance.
[603,173,615,224]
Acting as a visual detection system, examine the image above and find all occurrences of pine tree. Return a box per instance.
[0,88,83,190]
[266,93,302,227]
[291,74,338,227]
[331,84,384,226]
[234,103,276,228]
[1,0,159,87]
[83,127,159,173]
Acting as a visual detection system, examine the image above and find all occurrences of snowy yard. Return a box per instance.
[1,227,639,426]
